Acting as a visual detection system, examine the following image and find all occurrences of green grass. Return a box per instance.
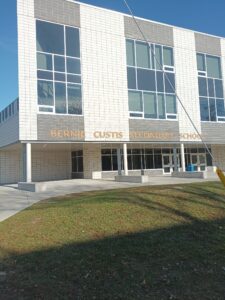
[1,182,225,299]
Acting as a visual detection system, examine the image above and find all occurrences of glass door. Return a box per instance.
[191,154,206,171]
[190,154,198,171]
[199,154,206,171]
[162,154,172,174]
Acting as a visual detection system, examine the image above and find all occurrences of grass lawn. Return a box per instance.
[1,182,225,299]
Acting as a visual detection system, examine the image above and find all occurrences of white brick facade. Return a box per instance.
[173,28,202,141]
[17,0,38,141]
[83,143,102,178]
[80,5,129,142]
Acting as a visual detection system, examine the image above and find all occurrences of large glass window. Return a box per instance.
[126,38,177,120]
[37,21,64,55]
[197,52,224,122]
[36,20,82,115]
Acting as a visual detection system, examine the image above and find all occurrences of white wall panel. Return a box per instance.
[17,0,38,141]
[80,5,129,142]
[173,28,201,142]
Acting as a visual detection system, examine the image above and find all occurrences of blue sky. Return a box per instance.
[0,0,225,110]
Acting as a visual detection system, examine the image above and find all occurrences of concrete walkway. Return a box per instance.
[0,176,219,223]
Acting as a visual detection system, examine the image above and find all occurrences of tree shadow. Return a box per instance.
[1,218,225,300]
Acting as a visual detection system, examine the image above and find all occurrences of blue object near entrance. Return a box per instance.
[186,164,195,172]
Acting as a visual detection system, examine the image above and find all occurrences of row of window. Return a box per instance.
[129,91,177,119]
[69,148,213,173]
[101,148,212,171]
[0,99,19,125]
[126,39,174,71]
[127,68,175,94]
[38,80,82,114]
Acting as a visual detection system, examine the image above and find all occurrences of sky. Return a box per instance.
[0,0,225,110]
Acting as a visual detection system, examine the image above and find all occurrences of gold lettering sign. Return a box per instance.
[93,131,123,139]
[49,129,203,141]
[50,129,85,139]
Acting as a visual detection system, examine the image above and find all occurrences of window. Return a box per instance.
[216,99,225,117]
[197,52,224,122]
[137,69,156,91]
[128,91,142,112]
[36,21,64,55]
[36,20,82,115]
[166,95,177,114]
[37,53,52,70]
[155,45,162,70]
[38,80,54,106]
[67,58,80,74]
[126,38,176,120]
[54,56,65,72]
[164,73,175,93]
[72,151,83,173]
[55,82,66,114]
[136,41,150,68]
[215,80,223,98]
[67,84,82,115]
[158,94,166,119]
[144,92,157,118]
[200,98,209,121]
[101,149,119,171]
[197,53,206,71]
[156,71,164,93]
[66,27,80,58]
[126,40,135,66]
[206,55,221,79]
[127,67,136,89]
[198,77,207,97]
[163,47,173,66]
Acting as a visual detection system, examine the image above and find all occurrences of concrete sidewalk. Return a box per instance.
[0,176,219,222]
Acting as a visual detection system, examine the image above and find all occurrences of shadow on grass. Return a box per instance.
[1,218,225,300]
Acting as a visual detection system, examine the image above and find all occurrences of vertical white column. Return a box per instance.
[181,143,186,172]
[26,143,32,182]
[123,143,128,176]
